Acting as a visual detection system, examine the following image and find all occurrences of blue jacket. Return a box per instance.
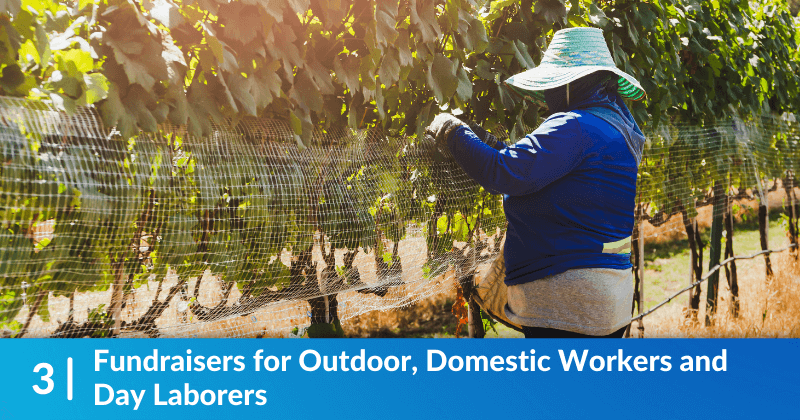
[447,87,643,286]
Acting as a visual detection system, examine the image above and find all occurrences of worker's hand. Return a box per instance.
[426,113,467,150]
[468,122,500,149]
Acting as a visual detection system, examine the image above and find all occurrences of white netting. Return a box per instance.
[1,96,798,337]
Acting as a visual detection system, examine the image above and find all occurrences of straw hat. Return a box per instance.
[504,27,645,105]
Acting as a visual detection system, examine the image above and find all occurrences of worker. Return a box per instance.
[426,27,645,338]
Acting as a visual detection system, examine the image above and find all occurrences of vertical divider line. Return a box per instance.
[67,357,73,401]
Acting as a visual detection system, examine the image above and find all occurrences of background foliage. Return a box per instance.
[2,0,798,142]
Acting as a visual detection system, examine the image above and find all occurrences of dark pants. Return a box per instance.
[522,325,628,338]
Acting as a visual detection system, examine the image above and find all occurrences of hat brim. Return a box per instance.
[504,65,645,106]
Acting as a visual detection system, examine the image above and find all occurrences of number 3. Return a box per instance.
[33,363,54,395]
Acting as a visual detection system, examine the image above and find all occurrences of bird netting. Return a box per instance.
[1,95,798,338]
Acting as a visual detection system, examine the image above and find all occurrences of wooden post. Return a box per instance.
[16,289,46,338]
[464,231,485,338]
[110,258,126,337]
[637,218,645,338]
[681,207,702,322]
[724,192,739,318]
[759,191,774,278]
[705,181,726,326]
[783,173,798,258]
[627,209,639,338]
[628,204,644,338]
[690,219,704,318]
[688,235,696,309]
[462,275,485,338]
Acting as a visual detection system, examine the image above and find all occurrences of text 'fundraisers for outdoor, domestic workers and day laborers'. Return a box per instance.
[24,347,730,411]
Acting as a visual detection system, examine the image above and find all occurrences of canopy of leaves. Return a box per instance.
[1,0,798,143]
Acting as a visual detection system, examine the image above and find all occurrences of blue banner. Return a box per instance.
[1,339,797,419]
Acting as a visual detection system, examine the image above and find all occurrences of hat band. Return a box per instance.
[541,49,615,67]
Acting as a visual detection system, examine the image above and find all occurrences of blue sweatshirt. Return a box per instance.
[447,87,643,286]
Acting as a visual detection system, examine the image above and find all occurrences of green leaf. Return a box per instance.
[284,0,310,15]
[497,83,515,112]
[99,84,138,138]
[105,36,168,90]
[0,0,21,16]
[290,70,323,113]
[0,21,20,66]
[395,30,414,67]
[513,40,535,69]
[60,48,93,74]
[588,3,609,28]
[455,65,472,103]
[466,19,489,54]
[378,48,400,86]
[10,8,32,39]
[148,0,184,29]
[427,54,458,104]
[707,54,723,76]
[219,3,262,44]
[378,172,400,194]
[375,82,385,120]
[334,55,360,94]
[410,0,440,43]
[305,57,335,95]
[0,63,25,90]
[201,22,225,62]
[226,73,257,116]
[535,0,566,25]
[375,2,399,46]
[436,214,448,235]
[82,73,108,103]
[289,111,303,135]
[34,21,50,65]
[568,14,588,27]
[78,0,95,10]
[474,59,494,80]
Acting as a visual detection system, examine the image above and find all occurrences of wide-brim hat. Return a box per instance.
[504,27,645,105]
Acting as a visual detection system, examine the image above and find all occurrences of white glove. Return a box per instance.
[425,113,467,149]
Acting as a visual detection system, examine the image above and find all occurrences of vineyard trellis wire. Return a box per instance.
[630,243,798,324]
[1,96,799,338]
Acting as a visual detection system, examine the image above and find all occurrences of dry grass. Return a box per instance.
[642,252,800,338]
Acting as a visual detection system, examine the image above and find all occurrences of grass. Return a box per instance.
[641,207,789,312]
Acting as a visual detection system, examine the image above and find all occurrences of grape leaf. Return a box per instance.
[148,0,184,29]
[334,55,360,94]
[588,3,609,28]
[378,48,400,86]
[466,19,489,54]
[219,3,261,45]
[410,0,441,43]
[455,65,472,103]
[375,2,399,47]
[289,70,323,113]
[427,54,458,104]
[0,0,21,16]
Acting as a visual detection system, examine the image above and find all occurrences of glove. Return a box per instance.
[468,122,500,149]
[426,113,467,150]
